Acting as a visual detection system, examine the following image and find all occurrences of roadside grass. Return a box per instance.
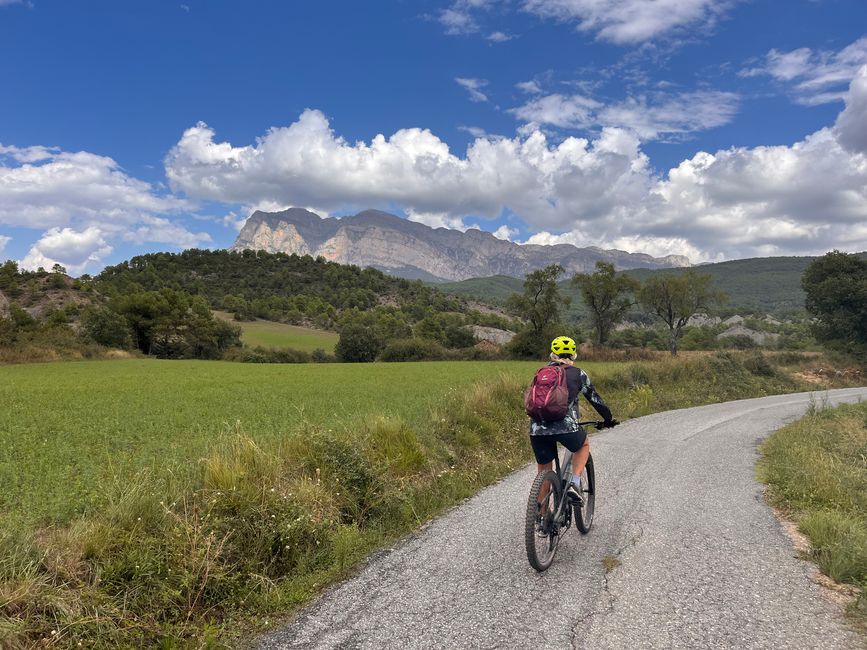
[213,312,339,352]
[1,351,817,647]
[758,400,867,631]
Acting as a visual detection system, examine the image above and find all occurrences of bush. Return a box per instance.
[223,346,311,363]
[379,338,448,362]
[81,306,133,349]
[311,347,336,363]
[335,324,382,362]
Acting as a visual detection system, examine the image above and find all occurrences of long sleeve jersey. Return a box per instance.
[528,363,613,436]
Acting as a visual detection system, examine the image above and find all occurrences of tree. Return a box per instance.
[639,271,724,356]
[335,324,382,362]
[506,265,569,357]
[572,262,639,346]
[802,251,867,357]
[81,306,133,349]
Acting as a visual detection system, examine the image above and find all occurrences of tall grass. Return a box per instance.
[1,352,813,646]
[758,400,867,629]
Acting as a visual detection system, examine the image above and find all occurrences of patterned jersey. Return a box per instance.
[528,363,612,436]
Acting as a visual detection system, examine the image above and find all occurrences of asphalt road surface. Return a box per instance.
[258,388,867,650]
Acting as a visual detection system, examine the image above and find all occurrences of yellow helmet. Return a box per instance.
[551,336,577,356]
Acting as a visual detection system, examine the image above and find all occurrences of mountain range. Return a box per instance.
[231,208,691,282]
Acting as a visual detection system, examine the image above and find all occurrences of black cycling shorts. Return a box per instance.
[529,430,587,465]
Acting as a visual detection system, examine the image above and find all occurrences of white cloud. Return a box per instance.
[0,146,185,230]
[510,93,601,129]
[0,144,207,273]
[20,227,113,274]
[0,235,9,255]
[492,225,518,240]
[439,0,496,34]
[486,31,513,42]
[165,68,867,262]
[516,80,543,94]
[835,65,867,153]
[407,209,469,231]
[165,111,652,233]
[742,36,867,105]
[597,90,739,140]
[511,90,739,140]
[455,77,489,102]
[122,216,211,248]
[521,0,738,45]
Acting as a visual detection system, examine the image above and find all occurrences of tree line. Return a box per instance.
[505,251,866,360]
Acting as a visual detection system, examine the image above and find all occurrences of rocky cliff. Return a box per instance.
[232,208,690,281]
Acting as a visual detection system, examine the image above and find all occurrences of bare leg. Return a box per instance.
[536,462,554,513]
[572,440,590,478]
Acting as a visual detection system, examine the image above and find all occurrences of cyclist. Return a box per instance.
[529,336,618,500]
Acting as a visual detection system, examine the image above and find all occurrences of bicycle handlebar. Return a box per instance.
[578,420,616,430]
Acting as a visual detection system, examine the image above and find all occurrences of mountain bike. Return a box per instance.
[525,421,602,572]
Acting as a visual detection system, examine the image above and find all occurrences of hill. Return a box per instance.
[231,207,690,281]
[437,255,867,316]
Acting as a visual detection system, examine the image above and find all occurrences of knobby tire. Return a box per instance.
[575,454,595,534]
[525,470,562,572]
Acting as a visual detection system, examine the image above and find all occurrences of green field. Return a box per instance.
[0,358,553,526]
[1,353,815,646]
[214,311,339,351]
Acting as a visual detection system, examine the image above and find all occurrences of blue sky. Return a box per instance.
[1,0,866,272]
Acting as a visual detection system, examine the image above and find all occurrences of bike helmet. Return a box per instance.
[551,336,577,356]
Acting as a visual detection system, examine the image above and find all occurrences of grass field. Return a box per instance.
[0,358,552,526]
[213,311,339,351]
[1,352,813,647]
[759,400,867,629]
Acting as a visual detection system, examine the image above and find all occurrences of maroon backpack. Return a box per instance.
[524,365,570,422]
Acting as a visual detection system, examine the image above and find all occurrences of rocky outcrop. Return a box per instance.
[471,325,515,345]
[232,208,691,282]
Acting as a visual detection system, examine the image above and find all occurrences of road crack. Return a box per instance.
[569,523,644,650]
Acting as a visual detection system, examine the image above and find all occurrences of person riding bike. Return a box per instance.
[529,336,618,499]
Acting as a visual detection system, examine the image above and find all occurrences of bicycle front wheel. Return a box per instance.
[575,454,595,534]
[525,470,562,572]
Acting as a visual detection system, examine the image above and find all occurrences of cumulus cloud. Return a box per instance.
[511,90,739,140]
[166,69,867,262]
[0,235,9,255]
[492,225,518,240]
[741,36,867,105]
[0,144,208,272]
[0,146,185,230]
[521,0,738,45]
[20,227,113,274]
[834,65,867,153]
[165,110,652,232]
[455,77,489,102]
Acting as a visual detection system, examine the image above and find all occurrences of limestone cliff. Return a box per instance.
[232,208,691,281]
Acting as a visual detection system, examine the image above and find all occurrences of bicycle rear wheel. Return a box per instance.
[525,470,562,572]
[575,454,595,534]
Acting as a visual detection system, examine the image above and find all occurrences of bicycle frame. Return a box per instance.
[550,420,600,528]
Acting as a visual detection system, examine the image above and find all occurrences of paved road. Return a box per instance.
[258,388,867,650]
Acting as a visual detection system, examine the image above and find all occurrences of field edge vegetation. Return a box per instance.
[758,400,867,632]
[0,352,832,647]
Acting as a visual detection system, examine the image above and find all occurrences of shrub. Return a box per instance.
[335,324,382,362]
[81,306,133,349]
[379,338,448,362]
[223,346,311,363]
